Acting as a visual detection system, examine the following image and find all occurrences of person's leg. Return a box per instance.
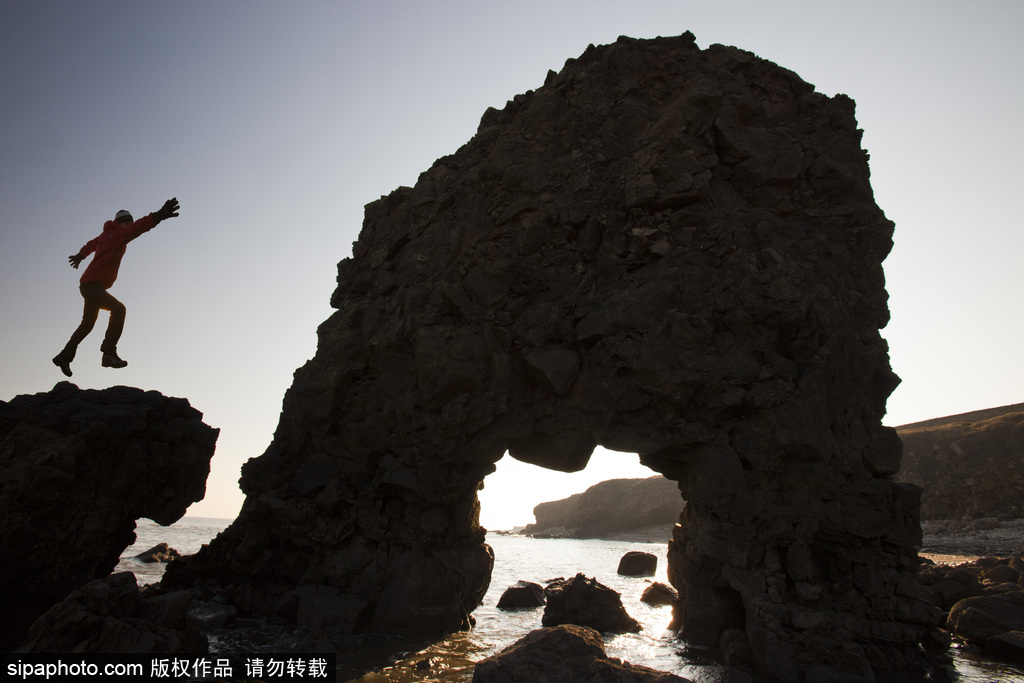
[53,283,102,375]
[97,292,126,355]
[93,288,128,367]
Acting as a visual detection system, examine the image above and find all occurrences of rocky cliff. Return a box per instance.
[896,404,1024,520]
[0,382,218,650]
[523,476,682,539]
[166,33,924,680]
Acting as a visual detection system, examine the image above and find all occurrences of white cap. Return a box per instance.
[115,210,132,221]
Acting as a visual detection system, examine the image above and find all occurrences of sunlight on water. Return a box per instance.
[114,523,1024,682]
[115,517,231,585]
[343,535,714,683]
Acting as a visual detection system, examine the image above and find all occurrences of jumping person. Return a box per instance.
[52,198,180,376]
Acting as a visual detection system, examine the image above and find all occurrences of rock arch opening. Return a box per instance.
[479,447,665,534]
[166,33,929,680]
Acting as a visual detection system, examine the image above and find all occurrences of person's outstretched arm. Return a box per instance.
[125,197,181,241]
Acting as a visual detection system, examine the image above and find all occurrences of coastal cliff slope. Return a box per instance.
[523,476,682,539]
[896,403,1024,520]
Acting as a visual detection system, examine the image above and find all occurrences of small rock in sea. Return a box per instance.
[640,581,678,606]
[135,542,182,563]
[618,551,658,577]
[415,657,441,670]
[497,580,545,610]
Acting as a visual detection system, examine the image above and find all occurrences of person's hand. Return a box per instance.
[68,254,83,269]
[156,197,180,221]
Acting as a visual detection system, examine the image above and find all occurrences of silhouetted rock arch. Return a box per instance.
[166,33,929,679]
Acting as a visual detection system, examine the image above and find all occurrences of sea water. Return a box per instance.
[116,520,1024,682]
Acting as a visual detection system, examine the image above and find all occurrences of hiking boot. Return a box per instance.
[52,354,72,377]
[101,352,128,369]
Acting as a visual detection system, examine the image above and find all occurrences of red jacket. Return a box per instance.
[78,214,158,289]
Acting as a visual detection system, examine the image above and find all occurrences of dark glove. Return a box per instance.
[68,254,83,269]
[155,197,180,222]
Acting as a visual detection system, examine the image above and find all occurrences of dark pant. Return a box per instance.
[60,282,126,359]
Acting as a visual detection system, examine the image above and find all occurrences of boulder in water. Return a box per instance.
[618,551,657,577]
[497,580,546,610]
[472,624,691,682]
[946,591,1024,645]
[640,582,678,606]
[543,573,641,634]
[136,542,182,563]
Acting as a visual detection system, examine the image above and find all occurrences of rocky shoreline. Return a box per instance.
[529,518,1024,561]
[921,518,1024,559]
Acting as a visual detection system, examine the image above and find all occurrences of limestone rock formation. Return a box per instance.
[896,404,1024,520]
[166,33,923,679]
[524,477,683,539]
[472,624,691,683]
[0,382,218,650]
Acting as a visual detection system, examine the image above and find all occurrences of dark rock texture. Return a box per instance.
[986,630,1024,665]
[941,551,1024,657]
[166,33,921,679]
[136,543,182,563]
[896,404,1024,520]
[917,550,1024,667]
[918,559,986,613]
[618,551,658,577]
[497,581,546,610]
[472,624,690,683]
[524,477,682,539]
[641,582,679,607]
[0,382,218,650]
[17,572,206,653]
[947,592,1024,645]
[542,574,641,634]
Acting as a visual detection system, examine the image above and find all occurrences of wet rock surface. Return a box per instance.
[0,382,218,650]
[164,32,919,679]
[472,624,690,682]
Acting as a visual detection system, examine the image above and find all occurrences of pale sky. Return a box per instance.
[2,1,1021,530]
